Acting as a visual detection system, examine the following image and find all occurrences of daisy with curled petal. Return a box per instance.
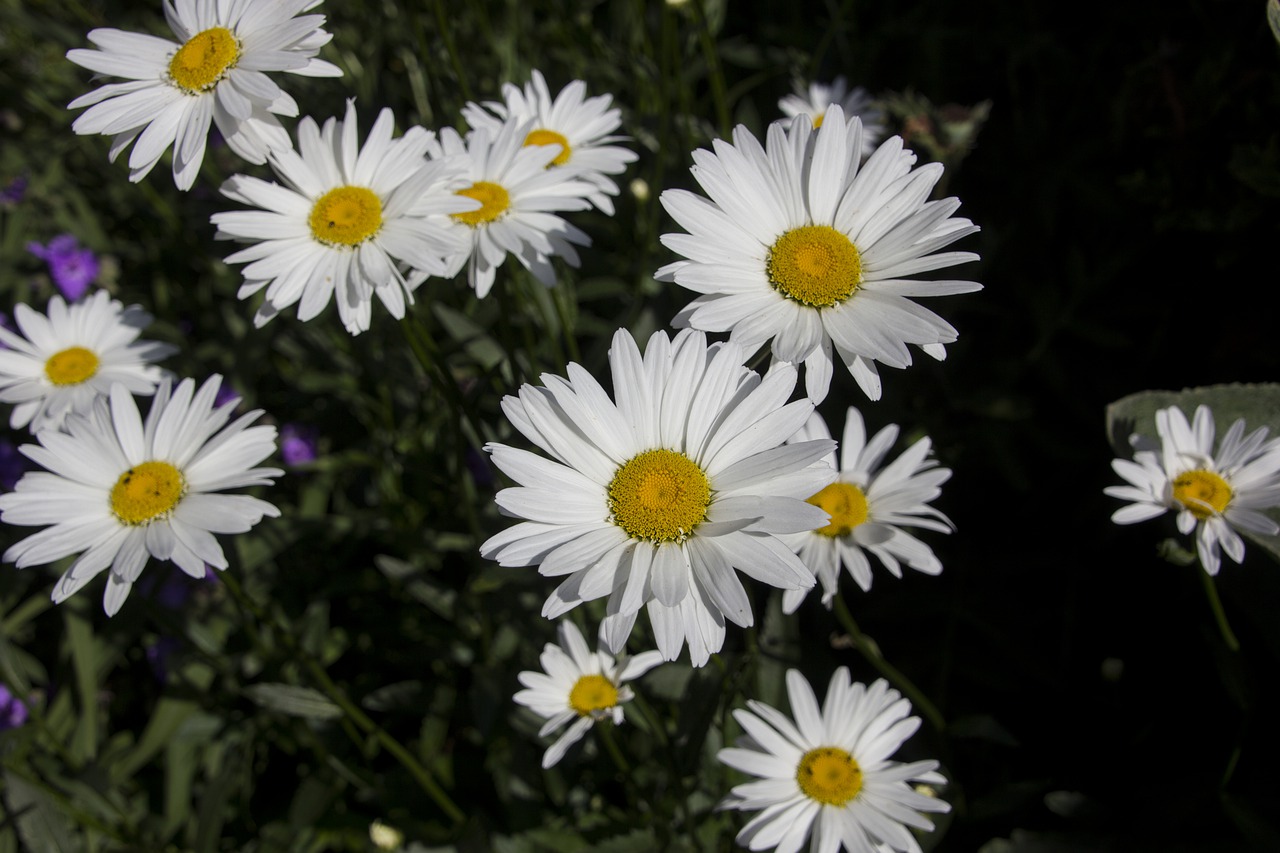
[779,408,952,614]
[0,292,176,433]
[0,375,282,615]
[1106,404,1280,575]
[514,620,664,768]
[461,69,639,215]
[778,76,885,156]
[67,0,342,191]
[481,327,835,666]
[658,106,982,404]
[212,100,476,335]
[718,668,949,853]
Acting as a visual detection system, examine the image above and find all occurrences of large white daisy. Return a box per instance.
[67,0,342,191]
[779,408,952,614]
[1106,404,1280,575]
[778,76,884,156]
[0,376,282,615]
[718,668,949,853]
[514,620,664,768]
[481,327,835,666]
[658,106,982,403]
[211,100,475,335]
[0,292,176,433]
[461,69,638,215]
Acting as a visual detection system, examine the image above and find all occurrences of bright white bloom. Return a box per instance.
[658,106,981,403]
[718,668,949,853]
[0,376,281,615]
[514,620,664,768]
[67,0,342,191]
[462,69,638,215]
[778,76,884,156]
[481,328,835,666]
[780,408,951,614]
[0,292,176,433]
[211,100,475,335]
[1106,404,1280,575]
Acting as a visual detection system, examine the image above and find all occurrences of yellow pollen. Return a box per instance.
[608,449,711,542]
[568,674,619,716]
[168,27,240,94]
[44,346,100,386]
[1172,469,1232,520]
[308,186,383,246]
[812,111,826,129]
[797,746,863,806]
[110,461,186,526]
[767,225,862,308]
[523,129,572,166]
[452,181,511,226]
[807,482,869,537]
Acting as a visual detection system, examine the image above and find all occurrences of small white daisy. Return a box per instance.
[778,76,885,156]
[1106,404,1280,575]
[211,100,475,335]
[0,292,176,433]
[514,620,664,768]
[0,375,282,615]
[718,668,949,853]
[481,327,835,666]
[67,0,342,190]
[658,106,981,403]
[780,408,952,613]
[462,69,638,215]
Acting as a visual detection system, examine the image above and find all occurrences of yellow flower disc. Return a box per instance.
[812,111,827,129]
[608,449,711,542]
[806,482,869,537]
[110,461,186,526]
[308,186,384,246]
[796,746,863,806]
[523,129,572,166]
[1172,469,1232,520]
[767,225,863,308]
[452,181,511,226]
[569,674,619,716]
[44,346,100,386]
[169,27,240,93]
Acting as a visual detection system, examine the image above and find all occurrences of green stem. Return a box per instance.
[431,0,473,104]
[689,0,731,138]
[1198,569,1240,653]
[597,721,632,775]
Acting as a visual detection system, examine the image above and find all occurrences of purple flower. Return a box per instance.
[214,383,242,409]
[27,234,99,301]
[0,175,26,206]
[280,423,319,466]
[0,438,27,490]
[0,683,28,731]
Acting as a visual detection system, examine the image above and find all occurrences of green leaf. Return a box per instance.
[114,697,199,781]
[0,770,80,853]
[62,607,98,763]
[243,684,343,721]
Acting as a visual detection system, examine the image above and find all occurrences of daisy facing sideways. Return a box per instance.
[481,328,835,666]
[67,0,342,190]
[0,376,282,615]
[718,668,949,853]
[514,620,663,768]
[778,76,884,155]
[1106,404,1280,575]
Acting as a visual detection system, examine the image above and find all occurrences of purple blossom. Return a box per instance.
[27,234,99,301]
[280,423,319,466]
[0,683,28,731]
[0,175,26,206]
[1,438,27,490]
[214,383,242,409]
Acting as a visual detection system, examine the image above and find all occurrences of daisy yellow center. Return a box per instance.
[807,482,869,537]
[608,449,711,542]
[796,746,863,806]
[1172,469,1232,520]
[110,461,186,526]
[452,181,511,226]
[44,346,99,386]
[308,187,383,246]
[568,674,618,716]
[812,111,827,129]
[524,129,572,166]
[168,27,240,94]
[767,225,862,308]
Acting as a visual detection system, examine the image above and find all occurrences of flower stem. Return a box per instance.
[1198,569,1240,653]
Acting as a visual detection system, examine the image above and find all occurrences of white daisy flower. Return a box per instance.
[481,327,835,666]
[211,100,475,335]
[0,376,282,615]
[0,292,176,433]
[1106,404,1280,575]
[718,668,949,853]
[461,69,639,215]
[67,0,342,191]
[780,408,952,614]
[658,106,982,403]
[778,76,885,156]
[514,620,664,768]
